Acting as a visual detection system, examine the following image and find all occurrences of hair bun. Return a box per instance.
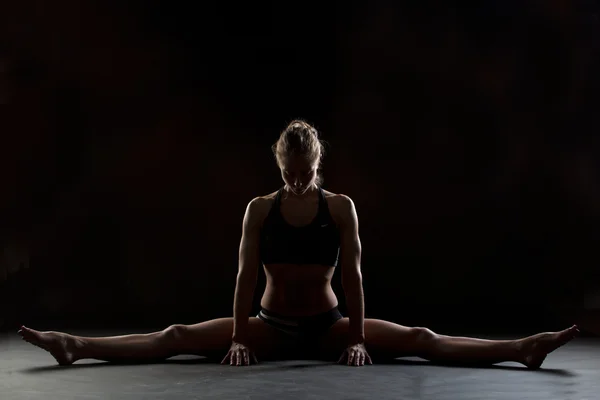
[287,120,318,138]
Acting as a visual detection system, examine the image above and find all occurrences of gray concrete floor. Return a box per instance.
[1,330,599,399]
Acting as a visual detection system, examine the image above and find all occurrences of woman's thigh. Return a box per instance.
[179,317,289,360]
[316,317,423,361]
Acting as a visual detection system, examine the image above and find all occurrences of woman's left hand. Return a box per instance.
[338,343,373,366]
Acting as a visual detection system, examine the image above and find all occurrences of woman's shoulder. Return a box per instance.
[321,189,355,221]
[255,190,278,204]
[247,190,278,216]
[321,189,352,204]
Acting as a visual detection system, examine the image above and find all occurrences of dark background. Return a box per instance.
[1,0,599,334]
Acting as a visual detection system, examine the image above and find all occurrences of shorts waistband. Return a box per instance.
[257,306,343,338]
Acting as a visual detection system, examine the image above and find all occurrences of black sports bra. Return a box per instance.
[260,186,340,266]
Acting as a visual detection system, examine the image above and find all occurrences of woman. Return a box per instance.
[19,120,578,368]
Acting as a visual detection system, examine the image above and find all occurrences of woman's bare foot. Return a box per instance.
[518,325,579,370]
[18,326,80,366]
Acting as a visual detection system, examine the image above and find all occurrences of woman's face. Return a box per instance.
[280,154,318,195]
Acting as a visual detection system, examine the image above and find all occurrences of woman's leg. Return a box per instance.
[318,318,579,369]
[18,317,284,365]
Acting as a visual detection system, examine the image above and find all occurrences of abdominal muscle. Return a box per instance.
[260,263,338,316]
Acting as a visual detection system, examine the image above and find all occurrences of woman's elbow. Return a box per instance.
[342,271,363,288]
[236,269,258,286]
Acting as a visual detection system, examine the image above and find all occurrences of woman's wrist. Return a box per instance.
[348,333,365,345]
[232,332,248,343]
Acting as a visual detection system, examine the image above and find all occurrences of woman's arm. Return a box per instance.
[338,195,365,345]
[232,198,264,344]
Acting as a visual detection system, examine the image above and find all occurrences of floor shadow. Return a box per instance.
[19,356,215,373]
[20,363,124,374]
[19,360,331,377]
[378,358,577,376]
[18,356,577,377]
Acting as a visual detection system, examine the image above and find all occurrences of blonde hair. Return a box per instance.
[272,120,326,185]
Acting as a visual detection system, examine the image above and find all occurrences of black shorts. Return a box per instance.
[257,306,343,340]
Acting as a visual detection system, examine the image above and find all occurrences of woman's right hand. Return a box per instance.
[221,341,258,366]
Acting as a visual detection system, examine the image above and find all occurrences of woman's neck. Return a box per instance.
[283,183,318,200]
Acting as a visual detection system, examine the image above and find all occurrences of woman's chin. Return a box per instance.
[291,188,305,195]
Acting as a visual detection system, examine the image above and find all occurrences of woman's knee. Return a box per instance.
[411,327,437,342]
[162,324,188,343]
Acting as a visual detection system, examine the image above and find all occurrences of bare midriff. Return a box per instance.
[260,263,338,316]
